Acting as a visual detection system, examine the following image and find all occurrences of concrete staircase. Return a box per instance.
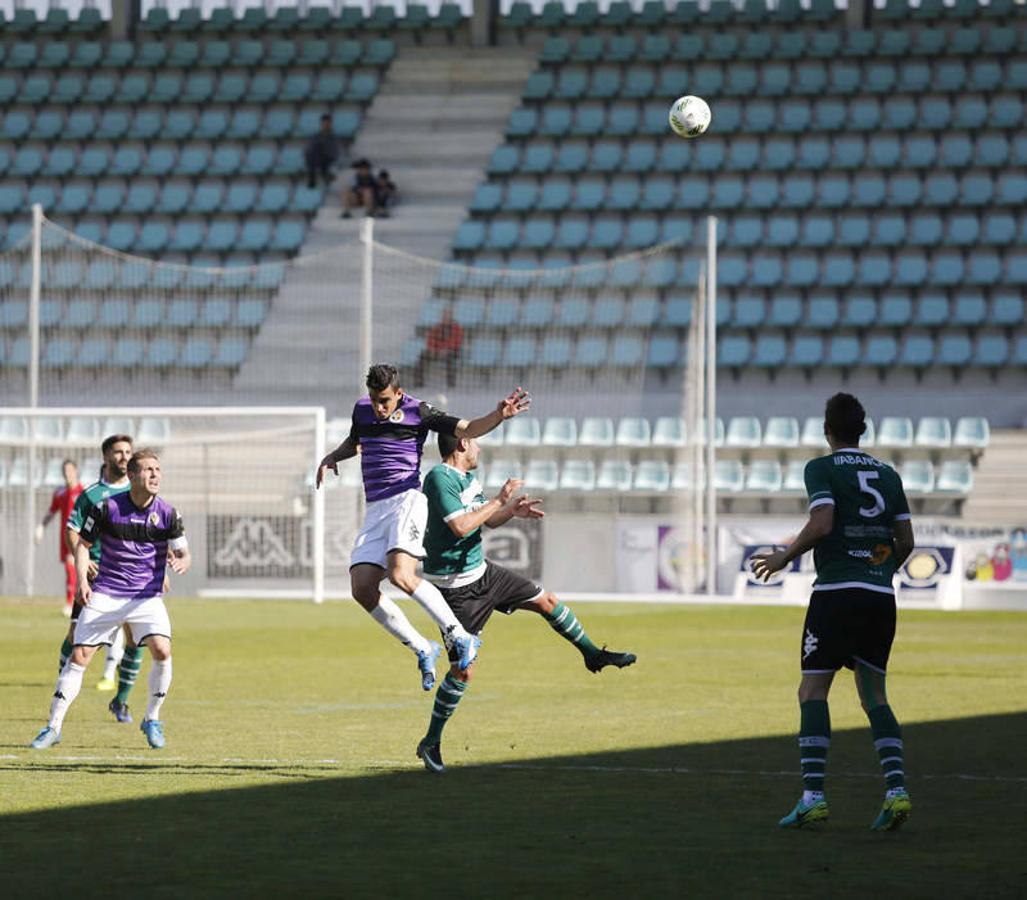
[961,430,1027,525]
[233,45,535,413]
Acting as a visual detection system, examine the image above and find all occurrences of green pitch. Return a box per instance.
[1,597,1024,898]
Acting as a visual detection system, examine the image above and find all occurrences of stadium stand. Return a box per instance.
[0,7,397,376]
[400,1,1027,399]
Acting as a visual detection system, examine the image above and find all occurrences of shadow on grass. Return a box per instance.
[1,712,1024,899]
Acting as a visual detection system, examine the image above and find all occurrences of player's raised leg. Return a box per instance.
[139,633,173,749]
[779,672,834,828]
[417,663,472,773]
[351,563,441,690]
[387,549,480,670]
[522,591,636,673]
[855,662,911,831]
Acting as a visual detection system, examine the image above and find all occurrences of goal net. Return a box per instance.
[1,209,718,599]
[0,407,330,602]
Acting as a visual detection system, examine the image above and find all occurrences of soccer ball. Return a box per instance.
[669,95,712,139]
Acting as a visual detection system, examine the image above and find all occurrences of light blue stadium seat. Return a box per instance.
[900,332,936,368]
[900,460,935,495]
[875,417,916,447]
[718,336,751,368]
[714,460,744,494]
[746,461,783,493]
[823,334,859,367]
[750,334,784,368]
[937,333,973,367]
[865,335,898,367]
[632,460,670,493]
[503,336,537,367]
[915,417,952,448]
[541,417,577,448]
[954,417,990,449]
[235,300,266,329]
[647,333,680,369]
[610,335,644,367]
[572,336,607,368]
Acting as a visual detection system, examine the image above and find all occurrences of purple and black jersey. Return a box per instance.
[349,394,460,502]
[80,493,185,599]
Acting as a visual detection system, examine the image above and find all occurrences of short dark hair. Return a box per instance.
[62,458,77,469]
[127,448,159,474]
[438,432,460,460]
[101,434,132,455]
[366,364,400,392]
[824,393,866,445]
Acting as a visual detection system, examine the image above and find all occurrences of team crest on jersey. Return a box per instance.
[870,543,892,566]
[390,409,405,423]
[149,511,160,526]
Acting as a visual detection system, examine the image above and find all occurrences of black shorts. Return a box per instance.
[800,588,896,675]
[436,562,543,663]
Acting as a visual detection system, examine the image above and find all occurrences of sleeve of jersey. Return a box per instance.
[348,409,359,445]
[424,471,466,523]
[167,508,188,551]
[804,459,835,511]
[49,491,61,515]
[418,401,460,436]
[78,499,105,544]
[67,492,91,534]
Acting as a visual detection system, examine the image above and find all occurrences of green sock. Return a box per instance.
[544,603,601,659]
[58,638,73,675]
[115,646,144,704]
[424,673,467,745]
[868,704,905,791]
[799,700,831,796]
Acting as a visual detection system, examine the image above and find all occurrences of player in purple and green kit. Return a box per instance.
[63,434,147,720]
[31,449,191,751]
[316,363,531,690]
[751,393,915,832]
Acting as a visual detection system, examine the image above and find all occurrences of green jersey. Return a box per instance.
[422,463,488,588]
[804,448,911,595]
[67,479,131,563]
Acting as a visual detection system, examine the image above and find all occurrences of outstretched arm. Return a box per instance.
[750,505,834,581]
[485,494,544,529]
[454,387,531,440]
[315,435,359,488]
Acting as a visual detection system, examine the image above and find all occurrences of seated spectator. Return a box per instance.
[422,309,464,386]
[341,158,377,218]
[373,169,398,218]
[304,114,339,189]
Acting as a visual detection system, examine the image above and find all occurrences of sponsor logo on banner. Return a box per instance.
[899,546,954,590]
[657,526,706,592]
[208,516,303,577]
[483,516,543,582]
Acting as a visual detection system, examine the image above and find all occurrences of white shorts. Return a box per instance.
[350,488,427,569]
[73,592,172,647]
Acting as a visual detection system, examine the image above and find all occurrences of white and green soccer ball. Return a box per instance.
[669,95,712,139]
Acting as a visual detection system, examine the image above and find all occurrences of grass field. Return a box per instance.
[1,596,1024,898]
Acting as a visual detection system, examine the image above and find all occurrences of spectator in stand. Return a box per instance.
[304,114,340,190]
[374,169,398,218]
[424,309,464,387]
[341,158,377,218]
[34,459,83,616]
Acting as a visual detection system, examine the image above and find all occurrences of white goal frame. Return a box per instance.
[1,406,327,603]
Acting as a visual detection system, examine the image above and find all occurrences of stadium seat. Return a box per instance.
[763,417,800,448]
[537,417,575,449]
[900,460,935,494]
[935,461,973,495]
[559,460,596,492]
[915,417,952,448]
[714,460,745,493]
[745,461,783,493]
[726,417,762,448]
[632,460,670,493]
[877,417,914,449]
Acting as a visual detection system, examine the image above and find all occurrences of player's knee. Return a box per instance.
[148,638,172,661]
[536,592,558,614]
[70,646,92,666]
[388,570,419,595]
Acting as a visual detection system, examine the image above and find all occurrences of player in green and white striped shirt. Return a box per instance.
[414,431,636,773]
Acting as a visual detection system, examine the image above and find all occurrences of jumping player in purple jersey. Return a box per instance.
[30,449,191,751]
[316,363,531,690]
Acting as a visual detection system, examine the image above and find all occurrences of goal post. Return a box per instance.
[0,406,329,603]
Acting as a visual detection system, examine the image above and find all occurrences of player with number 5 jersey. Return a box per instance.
[750,393,915,834]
